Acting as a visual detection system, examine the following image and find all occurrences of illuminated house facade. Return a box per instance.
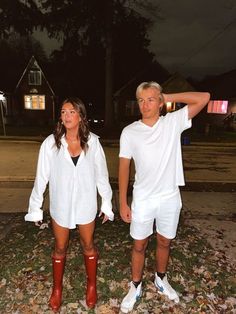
[200,69,236,131]
[5,56,56,126]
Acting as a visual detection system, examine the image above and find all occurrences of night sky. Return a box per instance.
[33,0,236,80]
[148,0,236,79]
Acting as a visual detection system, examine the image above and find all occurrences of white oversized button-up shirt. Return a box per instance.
[25,133,113,228]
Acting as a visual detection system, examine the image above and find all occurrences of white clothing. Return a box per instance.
[119,106,191,202]
[25,133,114,228]
[130,189,182,240]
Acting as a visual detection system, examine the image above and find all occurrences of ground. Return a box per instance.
[0,211,235,313]
[0,137,235,313]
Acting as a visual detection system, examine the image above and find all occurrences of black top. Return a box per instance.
[71,154,80,166]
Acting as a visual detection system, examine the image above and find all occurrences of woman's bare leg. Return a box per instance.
[51,219,70,257]
[77,220,96,255]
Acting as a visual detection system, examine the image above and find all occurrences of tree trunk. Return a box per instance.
[104,32,114,129]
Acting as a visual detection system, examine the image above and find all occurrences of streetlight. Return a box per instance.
[0,91,6,136]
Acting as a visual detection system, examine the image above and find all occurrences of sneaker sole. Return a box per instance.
[155,282,179,303]
[157,290,179,303]
[120,294,142,313]
[120,306,131,313]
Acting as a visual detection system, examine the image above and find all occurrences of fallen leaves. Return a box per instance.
[0,212,235,313]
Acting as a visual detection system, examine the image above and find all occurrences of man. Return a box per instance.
[119,81,210,313]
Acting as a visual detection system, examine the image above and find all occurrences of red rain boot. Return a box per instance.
[49,255,66,312]
[84,252,98,308]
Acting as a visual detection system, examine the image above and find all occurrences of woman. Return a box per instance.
[25,97,114,311]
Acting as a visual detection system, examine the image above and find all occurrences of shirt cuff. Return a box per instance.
[100,200,114,221]
[24,208,43,222]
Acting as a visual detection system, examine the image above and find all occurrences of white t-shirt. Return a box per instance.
[119,106,191,201]
[25,133,113,228]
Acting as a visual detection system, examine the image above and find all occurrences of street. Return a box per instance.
[0,139,236,264]
[0,140,236,183]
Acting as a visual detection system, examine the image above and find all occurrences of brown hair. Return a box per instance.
[53,97,90,151]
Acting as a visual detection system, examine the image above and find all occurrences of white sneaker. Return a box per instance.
[154,273,179,303]
[120,281,142,313]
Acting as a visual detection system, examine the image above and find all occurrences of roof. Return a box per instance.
[199,69,236,99]
[114,61,170,97]
[162,72,196,93]
[0,55,55,95]
[15,55,55,96]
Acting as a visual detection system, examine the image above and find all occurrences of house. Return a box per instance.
[161,72,197,113]
[162,72,196,93]
[2,55,56,127]
[114,67,196,128]
[113,61,170,127]
[198,69,236,131]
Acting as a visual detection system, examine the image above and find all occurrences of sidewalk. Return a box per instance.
[1,138,236,182]
[0,139,236,266]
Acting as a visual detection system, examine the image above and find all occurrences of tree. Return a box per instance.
[0,1,47,90]
[0,34,47,91]
[41,0,156,127]
[0,0,157,128]
[0,0,41,38]
[8,33,47,63]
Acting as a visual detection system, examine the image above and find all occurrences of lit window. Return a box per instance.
[28,70,42,85]
[24,95,45,110]
[207,100,228,114]
[166,102,176,112]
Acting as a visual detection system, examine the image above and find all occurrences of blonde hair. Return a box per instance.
[136,81,163,101]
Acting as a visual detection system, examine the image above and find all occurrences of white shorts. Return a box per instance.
[130,190,182,240]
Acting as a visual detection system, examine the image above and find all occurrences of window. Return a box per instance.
[28,70,42,85]
[24,95,45,110]
[166,102,184,112]
[166,102,176,112]
[207,100,228,114]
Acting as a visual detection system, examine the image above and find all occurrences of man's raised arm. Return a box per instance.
[163,91,210,119]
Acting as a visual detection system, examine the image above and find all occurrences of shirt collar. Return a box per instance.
[61,135,68,147]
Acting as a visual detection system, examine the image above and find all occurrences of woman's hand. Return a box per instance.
[34,221,48,229]
[99,211,109,224]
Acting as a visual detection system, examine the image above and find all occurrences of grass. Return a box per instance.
[0,211,235,313]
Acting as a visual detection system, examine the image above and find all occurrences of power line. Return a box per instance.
[179,16,236,70]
